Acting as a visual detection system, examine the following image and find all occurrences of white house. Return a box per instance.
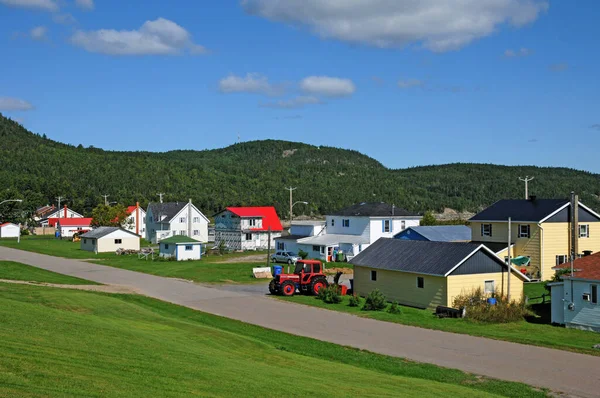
[124,203,146,237]
[276,202,422,262]
[0,223,20,238]
[550,252,600,332]
[80,227,140,253]
[40,205,83,226]
[51,218,93,238]
[146,200,209,244]
[275,220,326,253]
[214,207,283,251]
[159,235,202,261]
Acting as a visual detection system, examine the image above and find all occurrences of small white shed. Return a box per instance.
[0,223,19,238]
[80,227,140,253]
[159,236,202,261]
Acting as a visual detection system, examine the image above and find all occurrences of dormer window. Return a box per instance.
[249,219,257,227]
[481,224,492,237]
[518,225,530,238]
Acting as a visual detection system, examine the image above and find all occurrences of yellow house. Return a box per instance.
[351,239,528,309]
[469,197,600,281]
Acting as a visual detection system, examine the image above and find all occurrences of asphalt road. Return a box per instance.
[2,246,600,397]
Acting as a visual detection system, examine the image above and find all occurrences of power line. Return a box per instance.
[518,176,534,199]
[157,193,165,203]
[101,194,110,206]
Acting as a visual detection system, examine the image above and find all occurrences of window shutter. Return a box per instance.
[382,220,385,233]
[490,224,493,236]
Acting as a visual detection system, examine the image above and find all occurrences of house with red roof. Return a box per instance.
[49,217,93,238]
[550,252,600,332]
[38,205,84,227]
[124,203,146,236]
[214,207,283,251]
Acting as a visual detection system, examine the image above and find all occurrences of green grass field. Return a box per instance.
[0,261,99,285]
[277,283,600,356]
[0,281,547,397]
[0,236,267,284]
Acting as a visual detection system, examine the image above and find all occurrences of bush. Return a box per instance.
[387,301,401,314]
[317,284,342,304]
[362,289,387,311]
[348,294,361,307]
[298,249,308,260]
[452,287,529,323]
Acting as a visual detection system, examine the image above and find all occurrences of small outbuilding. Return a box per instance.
[159,235,202,261]
[0,223,20,238]
[80,227,140,253]
[351,239,529,309]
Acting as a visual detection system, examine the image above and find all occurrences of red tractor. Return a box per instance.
[269,259,328,296]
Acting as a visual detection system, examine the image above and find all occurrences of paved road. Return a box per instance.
[2,246,600,397]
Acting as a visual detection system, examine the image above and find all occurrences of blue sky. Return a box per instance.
[1,0,599,172]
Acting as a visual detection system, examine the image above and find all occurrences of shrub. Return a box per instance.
[452,287,529,323]
[387,301,401,314]
[317,284,342,304]
[298,249,309,260]
[362,289,387,311]
[348,294,361,307]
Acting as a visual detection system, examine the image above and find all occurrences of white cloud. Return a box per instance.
[218,73,285,96]
[0,0,57,11]
[397,79,424,88]
[504,47,532,57]
[0,97,34,111]
[75,0,93,10]
[30,26,47,40]
[53,13,76,24]
[261,96,321,109]
[300,76,355,97]
[70,18,206,56]
[242,0,548,52]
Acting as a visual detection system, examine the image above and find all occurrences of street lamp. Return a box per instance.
[0,199,23,206]
[290,201,309,222]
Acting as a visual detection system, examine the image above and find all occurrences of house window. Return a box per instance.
[592,285,598,305]
[83,239,87,244]
[401,220,406,230]
[193,217,200,223]
[164,244,169,249]
[331,219,335,226]
[484,280,495,294]
[383,220,391,233]
[518,225,530,238]
[580,224,590,238]
[556,255,568,266]
[114,239,122,244]
[249,219,257,227]
[417,277,424,289]
[185,245,193,251]
[179,230,187,236]
[312,245,320,252]
[481,224,492,237]
[320,246,325,255]
[180,217,186,223]
[245,233,253,241]
[277,242,284,250]
[342,219,350,228]
[193,230,199,236]
[370,270,377,281]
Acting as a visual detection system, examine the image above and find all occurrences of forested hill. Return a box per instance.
[2,113,600,218]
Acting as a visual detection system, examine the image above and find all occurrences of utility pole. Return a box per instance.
[101,194,110,206]
[518,176,534,199]
[285,187,297,224]
[157,193,164,204]
[507,217,511,302]
[56,196,64,210]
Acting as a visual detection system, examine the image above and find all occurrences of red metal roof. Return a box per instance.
[0,222,16,227]
[226,206,283,231]
[127,206,137,214]
[555,252,600,281]
[48,218,93,227]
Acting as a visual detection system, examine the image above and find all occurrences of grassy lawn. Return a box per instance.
[0,261,98,285]
[277,283,600,357]
[0,283,547,397]
[0,236,268,284]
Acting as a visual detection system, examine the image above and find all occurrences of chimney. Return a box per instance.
[136,201,140,236]
[64,204,67,218]
[188,198,192,237]
[528,195,537,201]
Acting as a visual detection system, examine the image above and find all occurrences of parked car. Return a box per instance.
[271,251,300,264]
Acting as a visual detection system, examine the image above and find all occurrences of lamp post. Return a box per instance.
[290,201,308,223]
[0,199,23,206]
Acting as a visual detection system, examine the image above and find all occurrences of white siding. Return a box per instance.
[80,230,140,253]
[551,283,565,325]
[369,218,420,243]
[176,243,202,261]
[562,279,600,332]
[147,204,208,243]
[325,215,370,237]
[124,208,146,236]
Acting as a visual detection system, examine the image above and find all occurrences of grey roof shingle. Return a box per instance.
[81,227,136,239]
[329,202,420,217]
[398,226,471,242]
[148,202,188,223]
[350,239,482,276]
[469,199,568,222]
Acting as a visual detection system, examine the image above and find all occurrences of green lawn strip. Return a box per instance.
[276,288,600,356]
[0,261,98,285]
[0,283,546,398]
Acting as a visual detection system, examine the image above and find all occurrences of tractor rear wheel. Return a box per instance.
[310,277,328,296]
[268,279,277,295]
[281,281,295,296]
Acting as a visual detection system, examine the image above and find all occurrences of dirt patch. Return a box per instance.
[0,279,139,294]
[325,267,353,275]
[211,254,267,263]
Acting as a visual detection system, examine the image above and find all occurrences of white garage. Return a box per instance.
[159,235,202,261]
[80,227,140,254]
[0,223,20,238]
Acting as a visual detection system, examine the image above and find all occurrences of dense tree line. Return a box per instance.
[1,113,600,221]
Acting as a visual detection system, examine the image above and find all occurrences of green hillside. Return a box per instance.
[1,113,599,219]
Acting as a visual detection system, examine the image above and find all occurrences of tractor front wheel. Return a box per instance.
[310,277,328,296]
[281,281,295,296]
[268,279,277,295]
